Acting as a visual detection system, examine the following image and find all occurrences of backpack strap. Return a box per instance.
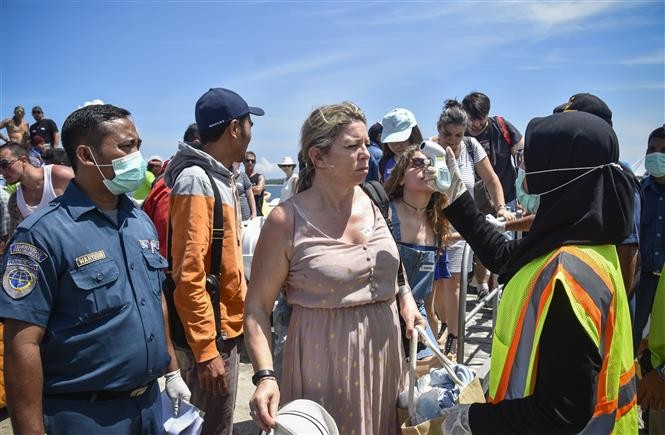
[205,172,224,339]
[361,181,406,288]
[494,116,512,147]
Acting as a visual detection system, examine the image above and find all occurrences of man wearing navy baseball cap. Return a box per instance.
[164,87,263,435]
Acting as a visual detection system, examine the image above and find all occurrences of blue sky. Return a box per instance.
[1,0,663,179]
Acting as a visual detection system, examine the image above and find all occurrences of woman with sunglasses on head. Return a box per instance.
[378,108,424,183]
[384,146,451,360]
[244,102,424,435]
[433,99,514,358]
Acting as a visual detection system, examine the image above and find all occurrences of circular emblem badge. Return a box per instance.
[3,266,37,299]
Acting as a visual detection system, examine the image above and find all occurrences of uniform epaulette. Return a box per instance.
[15,201,62,231]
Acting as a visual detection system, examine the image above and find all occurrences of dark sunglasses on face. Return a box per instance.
[409,157,429,169]
[0,159,18,170]
[245,159,256,164]
[32,111,42,114]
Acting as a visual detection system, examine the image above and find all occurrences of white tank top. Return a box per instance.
[17,164,58,218]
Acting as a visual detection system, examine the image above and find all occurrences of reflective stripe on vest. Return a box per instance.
[489,245,637,433]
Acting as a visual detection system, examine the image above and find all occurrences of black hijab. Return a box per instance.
[499,111,636,283]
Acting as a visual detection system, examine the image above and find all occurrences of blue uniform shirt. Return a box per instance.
[0,182,170,394]
[640,176,665,273]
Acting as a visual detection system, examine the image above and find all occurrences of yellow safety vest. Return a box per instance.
[488,245,637,434]
[651,264,665,368]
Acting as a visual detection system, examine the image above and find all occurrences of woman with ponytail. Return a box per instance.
[433,99,512,358]
[245,102,423,435]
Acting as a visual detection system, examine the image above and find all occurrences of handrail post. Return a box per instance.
[492,276,499,328]
[457,243,473,364]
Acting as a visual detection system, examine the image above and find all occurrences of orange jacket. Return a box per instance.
[165,144,246,362]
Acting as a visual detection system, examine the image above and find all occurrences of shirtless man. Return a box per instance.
[0,106,30,146]
[0,142,74,236]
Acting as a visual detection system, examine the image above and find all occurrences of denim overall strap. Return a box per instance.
[389,201,402,241]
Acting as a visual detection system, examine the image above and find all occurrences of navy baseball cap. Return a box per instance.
[553,93,612,126]
[195,88,264,134]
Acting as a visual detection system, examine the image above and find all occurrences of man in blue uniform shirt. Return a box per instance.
[0,104,190,434]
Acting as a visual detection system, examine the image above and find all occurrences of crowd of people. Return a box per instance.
[0,89,661,435]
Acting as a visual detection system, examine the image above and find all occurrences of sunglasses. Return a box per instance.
[0,159,19,170]
[32,111,42,114]
[409,157,429,169]
[245,159,256,164]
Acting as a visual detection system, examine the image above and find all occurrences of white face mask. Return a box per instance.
[88,148,147,195]
[516,163,621,213]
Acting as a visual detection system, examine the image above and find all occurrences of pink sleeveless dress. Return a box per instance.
[280,201,406,435]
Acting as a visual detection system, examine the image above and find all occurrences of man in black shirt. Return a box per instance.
[462,92,524,205]
[29,106,59,149]
[244,150,265,216]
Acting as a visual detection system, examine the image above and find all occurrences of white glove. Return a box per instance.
[165,369,191,416]
[436,146,466,202]
[440,404,472,435]
[485,214,506,231]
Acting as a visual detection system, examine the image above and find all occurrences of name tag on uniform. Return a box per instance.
[75,250,107,268]
[419,264,435,272]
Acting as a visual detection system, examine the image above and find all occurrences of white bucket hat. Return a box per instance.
[381,108,417,143]
[261,399,339,435]
[277,156,296,166]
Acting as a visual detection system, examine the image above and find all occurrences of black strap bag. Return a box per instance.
[164,171,225,351]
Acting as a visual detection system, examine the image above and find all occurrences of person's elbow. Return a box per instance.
[543,392,595,433]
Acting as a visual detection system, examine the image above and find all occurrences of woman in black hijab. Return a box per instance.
[431,111,638,434]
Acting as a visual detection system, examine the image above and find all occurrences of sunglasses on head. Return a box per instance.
[245,159,256,164]
[0,159,18,170]
[409,157,429,169]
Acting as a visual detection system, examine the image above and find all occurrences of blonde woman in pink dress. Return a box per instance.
[244,102,424,435]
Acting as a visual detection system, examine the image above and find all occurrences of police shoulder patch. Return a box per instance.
[3,258,39,299]
[9,243,48,263]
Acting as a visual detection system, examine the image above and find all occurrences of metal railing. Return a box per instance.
[456,242,501,364]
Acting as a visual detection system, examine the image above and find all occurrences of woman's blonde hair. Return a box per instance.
[296,102,366,193]
[384,146,450,246]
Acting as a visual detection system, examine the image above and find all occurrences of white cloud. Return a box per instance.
[595,82,665,92]
[78,98,104,109]
[237,52,359,83]
[356,3,470,26]
[621,49,665,65]
[523,2,618,26]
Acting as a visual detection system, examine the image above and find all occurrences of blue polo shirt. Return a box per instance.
[0,181,170,393]
[640,176,665,273]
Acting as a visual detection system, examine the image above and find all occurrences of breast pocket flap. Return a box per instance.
[70,259,120,290]
[142,250,168,270]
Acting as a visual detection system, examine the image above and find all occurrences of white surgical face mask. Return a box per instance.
[88,148,147,195]
[516,163,620,213]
